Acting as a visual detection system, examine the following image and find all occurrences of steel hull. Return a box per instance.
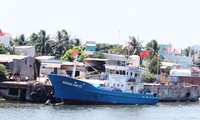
[48,74,160,105]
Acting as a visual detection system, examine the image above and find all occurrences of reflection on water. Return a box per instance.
[0,100,200,120]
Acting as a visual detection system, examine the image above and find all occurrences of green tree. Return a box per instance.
[35,30,51,55]
[164,66,171,75]
[52,30,76,57]
[183,47,195,57]
[0,43,15,55]
[127,36,143,55]
[61,46,87,62]
[14,34,27,46]
[93,51,105,59]
[73,38,81,46]
[27,33,38,45]
[96,43,112,53]
[148,55,161,74]
[146,39,159,58]
[4,47,16,54]
[0,63,6,73]
[184,47,190,57]
[141,71,157,83]
[109,44,124,54]
[0,44,8,54]
[0,63,7,80]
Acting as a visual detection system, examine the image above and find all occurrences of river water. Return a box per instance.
[0,100,200,120]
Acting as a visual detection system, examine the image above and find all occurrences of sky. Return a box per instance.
[1,0,200,49]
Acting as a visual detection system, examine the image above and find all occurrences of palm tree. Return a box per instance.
[126,36,143,55]
[14,34,27,46]
[146,39,159,58]
[52,30,74,57]
[183,47,195,57]
[35,30,51,55]
[27,33,38,45]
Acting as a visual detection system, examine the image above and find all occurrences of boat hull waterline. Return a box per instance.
[48,74,160,105]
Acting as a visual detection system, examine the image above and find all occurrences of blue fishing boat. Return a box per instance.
[48,55,160,105]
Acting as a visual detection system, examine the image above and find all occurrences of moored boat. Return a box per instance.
[48,55,160,105]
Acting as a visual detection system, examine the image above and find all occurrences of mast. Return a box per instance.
[72,50,79,78]
[72,54,78,78]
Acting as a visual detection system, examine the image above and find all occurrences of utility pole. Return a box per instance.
[156,53,159,82]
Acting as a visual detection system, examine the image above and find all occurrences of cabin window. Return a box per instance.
[130,72,133,76]
[129,79,136,82]
[116,70,119,74]
[126,72,128,75]
[121,84,124,87]
[123,71,125,75]
[131,86,134,90]
[109,69,112,74]
[25,60,27,64]
[135,73,137,77]
[113,84,116,86]
[114,70,116,74]
[111,69,115,74]
[30,65,32,68]
[120,70,123,75]
[117,84,119,87]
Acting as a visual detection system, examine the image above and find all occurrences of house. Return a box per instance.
[84,41,96,57]
[0,29,11,47]
[0,54,35,80]
[35,56,64,77]
[190,66,200,77]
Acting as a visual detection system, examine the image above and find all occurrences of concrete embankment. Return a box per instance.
[0,80,53,102]
[144,84,200,102]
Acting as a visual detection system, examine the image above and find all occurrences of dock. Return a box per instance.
[144,84,200,102]
[0,80,53,102]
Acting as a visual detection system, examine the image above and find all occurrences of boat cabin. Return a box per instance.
[105,55,146,93]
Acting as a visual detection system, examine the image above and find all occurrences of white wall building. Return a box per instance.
[15,46,35,57]
[84,41,96,56]
[0,29,11,47]
[35,56,64,77]
[0,36,11,47]
[0,54,35,80]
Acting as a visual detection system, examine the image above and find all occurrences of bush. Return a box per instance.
[141,71,157,83]
[0,64,7,80]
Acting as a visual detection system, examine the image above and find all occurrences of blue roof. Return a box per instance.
[163,54,193,68]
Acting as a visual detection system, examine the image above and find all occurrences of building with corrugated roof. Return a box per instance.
[0,54,35,80]
[35,56,62,77]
